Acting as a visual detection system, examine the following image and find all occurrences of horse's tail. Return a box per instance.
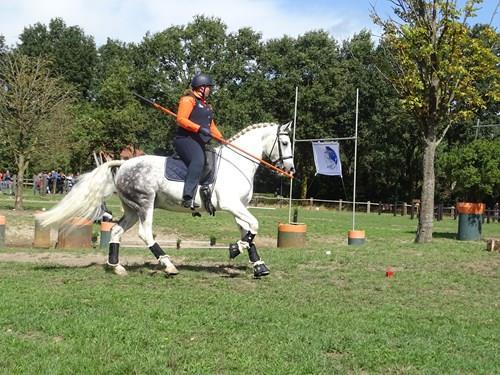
[36,160,125,228]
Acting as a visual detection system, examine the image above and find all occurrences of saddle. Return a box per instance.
[164,150,217,215]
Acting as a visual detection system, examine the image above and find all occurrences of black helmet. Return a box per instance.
[191,73,214,88]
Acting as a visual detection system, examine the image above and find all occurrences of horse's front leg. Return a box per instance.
[137,205,179,275]
[225,205,270,277]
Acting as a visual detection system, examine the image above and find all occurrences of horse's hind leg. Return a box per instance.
[107,205,138,276]
[137,205,179,275]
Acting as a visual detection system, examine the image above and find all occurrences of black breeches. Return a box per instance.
[174,136,206,200]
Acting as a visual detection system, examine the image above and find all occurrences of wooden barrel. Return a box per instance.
[33,214,51,248]
[456,203,484,241]
[99,221,114,249]
[277,223,307,248]
[57,217,93,249]
[348,230,366,245]
[0,215,5,247]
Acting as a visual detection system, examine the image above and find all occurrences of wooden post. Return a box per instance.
[367,201,371,214]
[339,199,342,212]
[403,202,407,216]
[378,202,382,215]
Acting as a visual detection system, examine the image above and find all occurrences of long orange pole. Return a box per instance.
[134,93,294,180]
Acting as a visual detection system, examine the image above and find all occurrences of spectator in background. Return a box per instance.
[33,173,41,195]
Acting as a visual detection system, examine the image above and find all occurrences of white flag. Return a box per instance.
[312,142,342,176]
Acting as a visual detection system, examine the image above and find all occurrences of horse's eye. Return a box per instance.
[282,141,288,146]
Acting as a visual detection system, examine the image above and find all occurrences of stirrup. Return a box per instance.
[182,199,200,209]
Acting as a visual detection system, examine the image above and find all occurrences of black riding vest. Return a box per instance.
[177,95,214,143]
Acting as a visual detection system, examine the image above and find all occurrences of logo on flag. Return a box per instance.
[312,142,342,176]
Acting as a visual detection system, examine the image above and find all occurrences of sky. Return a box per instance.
[0,0,498,47]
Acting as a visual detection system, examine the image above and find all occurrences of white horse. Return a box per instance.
[37,122,295,277]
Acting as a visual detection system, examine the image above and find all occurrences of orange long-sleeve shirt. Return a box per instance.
[176,96,223,139]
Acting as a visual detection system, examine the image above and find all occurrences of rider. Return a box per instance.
[175,73,223,209]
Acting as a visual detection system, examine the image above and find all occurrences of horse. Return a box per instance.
[36,122,295,277]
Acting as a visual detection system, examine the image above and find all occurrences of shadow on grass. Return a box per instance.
[404,231,457,240]
[34,262,247,278]
[34,263,101,271]
[432,232,457,239]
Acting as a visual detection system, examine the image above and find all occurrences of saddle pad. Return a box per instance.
[164,151,217,185]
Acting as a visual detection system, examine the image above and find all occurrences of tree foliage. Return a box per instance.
[373,0,499,243]
[2,11,497,212]
[438,139,500,203]
[17,18,97,99]
[0,52,74,208]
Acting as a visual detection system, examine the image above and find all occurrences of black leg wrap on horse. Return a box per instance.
[253,262,270,277]
[229,243,241,259]
[108,243,120,265]
[248,243,260,263]
[149,242,166,259]
[242,231,255,244]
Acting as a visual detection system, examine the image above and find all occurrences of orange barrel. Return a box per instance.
[348,230,366,245]
[0,215,5,247]
[57,217,93,249]
[456,203,485,241]
[277,223,307,248]
[99,221,114,249]
[33,214,51,248]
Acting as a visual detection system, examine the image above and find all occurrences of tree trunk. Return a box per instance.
[300,174,308,199]
[415,140,437,243]
[14,154,28,210]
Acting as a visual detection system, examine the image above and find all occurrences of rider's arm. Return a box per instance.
[177,96,201,133]
[210,120,222,139]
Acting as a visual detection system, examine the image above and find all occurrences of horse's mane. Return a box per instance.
[228,122,277,142]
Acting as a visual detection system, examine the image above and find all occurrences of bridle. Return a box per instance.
[267,123,294,169]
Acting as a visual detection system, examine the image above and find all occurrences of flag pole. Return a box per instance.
[352,88,359,230]
[288,86,299,223]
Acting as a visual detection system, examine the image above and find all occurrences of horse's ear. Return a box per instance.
[281,121,293,133]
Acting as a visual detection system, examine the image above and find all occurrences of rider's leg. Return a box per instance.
[174,137,206,208]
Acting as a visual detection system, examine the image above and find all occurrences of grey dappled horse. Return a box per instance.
[37,122,295,277]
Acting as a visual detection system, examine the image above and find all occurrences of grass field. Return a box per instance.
[0,192,499,374]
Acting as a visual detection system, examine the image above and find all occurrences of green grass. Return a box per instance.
[0,192,499,374]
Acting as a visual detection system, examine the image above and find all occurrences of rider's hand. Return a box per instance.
[198,127,212,137]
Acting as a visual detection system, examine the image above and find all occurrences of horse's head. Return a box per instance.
[264,122,295,175]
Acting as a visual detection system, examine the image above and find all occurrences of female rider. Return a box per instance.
[175,73,223,209]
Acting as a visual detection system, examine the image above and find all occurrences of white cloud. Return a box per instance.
[0,0,378,47]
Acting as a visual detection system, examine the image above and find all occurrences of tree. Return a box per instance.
[0,53,74,209]
[438,139,500,204]
[373,0,499,243]
[18,18,97,99]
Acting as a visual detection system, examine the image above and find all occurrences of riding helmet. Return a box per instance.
[190,73,214,88]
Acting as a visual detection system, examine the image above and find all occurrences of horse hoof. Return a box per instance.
[106,263,128,276]
[164,264,179,275]
[229,243,241,259]
[253,262,270,277]
[159,255,179,275]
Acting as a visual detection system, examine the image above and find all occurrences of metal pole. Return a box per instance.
[352,89,359,231]
[289,86,298,223]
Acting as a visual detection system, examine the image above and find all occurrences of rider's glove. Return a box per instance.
[198,127,212,137]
